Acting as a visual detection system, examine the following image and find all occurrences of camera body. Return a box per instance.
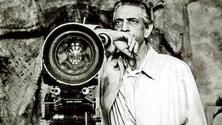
[41,23,110,125]
[42,81,98,125]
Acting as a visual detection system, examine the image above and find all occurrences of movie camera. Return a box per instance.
[41,23,111,125]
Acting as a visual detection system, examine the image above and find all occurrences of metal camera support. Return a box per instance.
[41,23,111,125]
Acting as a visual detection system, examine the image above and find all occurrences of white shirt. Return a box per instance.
[99,46,207,125]
[109,70,137,125]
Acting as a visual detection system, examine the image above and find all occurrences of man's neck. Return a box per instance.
[135,43,149,68]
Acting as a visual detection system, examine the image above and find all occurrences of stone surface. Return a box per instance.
[213,112,222,125]
[205,106,222,125]
[152,0,192,63]
[188,1,222,107]
[0,0,40,35]
[0,37,43,125]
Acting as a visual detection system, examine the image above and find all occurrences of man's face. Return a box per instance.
[113,5,149,46]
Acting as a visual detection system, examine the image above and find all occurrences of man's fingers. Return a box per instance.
[124,33,132,46]
[113,40,128,48]
[134,42,139,54]
[121,48,132,57]
[107,55,118,67]
[113,41,131,57]
[95,28,133,47]
[129,39,136,52]
[95,28,137,57]
[107,55,113,62]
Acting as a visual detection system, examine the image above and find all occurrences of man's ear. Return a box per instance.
[144,23,153,38]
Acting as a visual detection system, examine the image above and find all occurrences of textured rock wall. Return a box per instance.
[0,38,43,125]
[188,0,222,107]
[188,1,222,124]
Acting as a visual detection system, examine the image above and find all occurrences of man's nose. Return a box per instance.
[121,20,129,32]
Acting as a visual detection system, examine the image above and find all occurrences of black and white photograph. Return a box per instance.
[0,0,221,125]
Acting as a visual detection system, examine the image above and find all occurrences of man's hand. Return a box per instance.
[95,28,138,58]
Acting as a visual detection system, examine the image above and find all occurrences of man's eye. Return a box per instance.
[128,19,139,25]
[114,20,123,27]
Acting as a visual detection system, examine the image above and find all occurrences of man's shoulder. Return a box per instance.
[157,53,190,70]
[150,53,193,80]
[147,46,189,69]
[143,48,191,78]
[158,53,185,64]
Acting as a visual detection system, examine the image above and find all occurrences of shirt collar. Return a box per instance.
[139,45,160,80]
[122,45,160,80]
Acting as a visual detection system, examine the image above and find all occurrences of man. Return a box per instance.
[96,0,207,125]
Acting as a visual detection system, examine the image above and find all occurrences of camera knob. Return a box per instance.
[82,87,89,95]
[50,87,61,95]
[99,33,112,49]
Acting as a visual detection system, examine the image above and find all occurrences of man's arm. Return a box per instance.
[182,64,207,125]
[95,28,138,58]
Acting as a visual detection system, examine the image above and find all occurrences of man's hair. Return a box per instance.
[113,0,153,28]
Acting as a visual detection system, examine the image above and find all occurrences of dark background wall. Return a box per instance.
[0,0,221,124]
